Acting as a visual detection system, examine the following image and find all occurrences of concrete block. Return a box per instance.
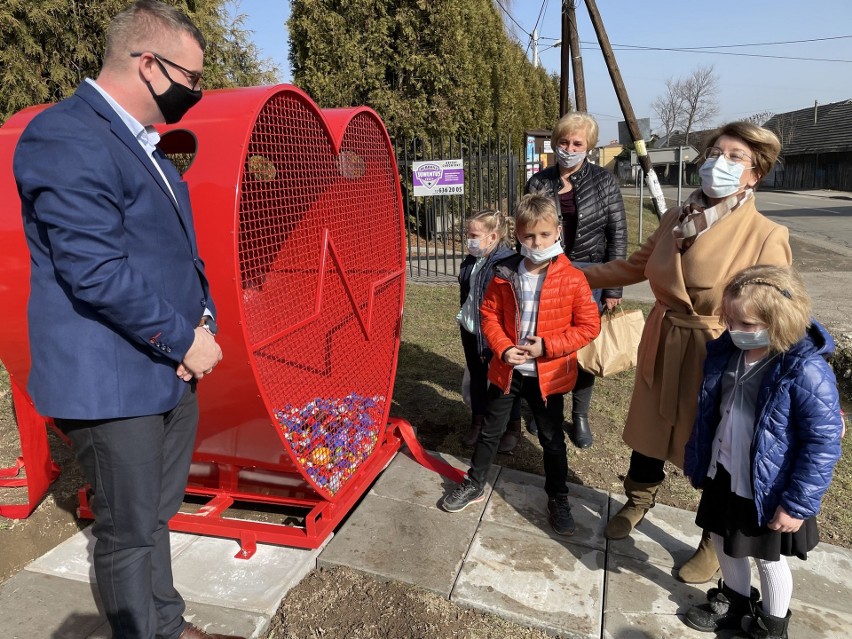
[25,527,196,584]
[370,449,472,509]
[606,494,703,569]
[0,571,104,639]
[484,467,609,551]
[452,520,604,638]
[319,494,484,598]
[603,553,707,638]
[171,535,323,616]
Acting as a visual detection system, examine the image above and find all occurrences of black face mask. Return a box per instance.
[145,73,202,124]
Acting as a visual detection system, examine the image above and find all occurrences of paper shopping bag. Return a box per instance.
[576,307,645,378]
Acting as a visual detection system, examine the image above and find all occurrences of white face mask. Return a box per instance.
[700,156,746,198]
[729,329,771,351]
[467,237,493,258]
[519,241,563,264]
[555,148,586,170]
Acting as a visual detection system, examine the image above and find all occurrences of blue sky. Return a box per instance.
[236,0,852,144]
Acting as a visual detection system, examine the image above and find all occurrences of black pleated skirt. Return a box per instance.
[695,465,819,561]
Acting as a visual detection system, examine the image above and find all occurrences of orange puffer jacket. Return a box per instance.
[481,254,601,401]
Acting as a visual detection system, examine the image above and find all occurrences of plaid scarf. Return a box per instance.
[672,188,754,252]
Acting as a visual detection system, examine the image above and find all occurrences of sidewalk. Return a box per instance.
[1,449,851,638]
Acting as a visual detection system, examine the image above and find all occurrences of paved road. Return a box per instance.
[757,190,852,253]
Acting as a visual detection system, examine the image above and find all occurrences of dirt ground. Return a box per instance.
[1,234,851,638]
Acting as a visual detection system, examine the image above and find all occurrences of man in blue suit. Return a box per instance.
[13,2,237,638]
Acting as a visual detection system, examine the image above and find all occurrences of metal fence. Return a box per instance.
[394,134,522,283]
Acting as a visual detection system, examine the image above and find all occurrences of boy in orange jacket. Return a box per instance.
[441,194,601,534]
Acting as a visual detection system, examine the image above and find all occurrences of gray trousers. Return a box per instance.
[57,384,198,639]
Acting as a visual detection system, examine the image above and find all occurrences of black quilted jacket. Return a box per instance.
[525,162,627,299]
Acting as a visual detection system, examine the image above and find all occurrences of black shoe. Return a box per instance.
[526,418,538,436]
[569,413,593,449]
[684,580,755,632]
[547,495,576,535]
[442,478,485,513]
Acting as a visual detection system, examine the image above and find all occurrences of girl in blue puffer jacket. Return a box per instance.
[683,265,844,639]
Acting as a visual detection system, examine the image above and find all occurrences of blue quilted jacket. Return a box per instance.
[684,320,843,527]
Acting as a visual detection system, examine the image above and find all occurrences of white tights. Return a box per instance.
[711,533,792,617]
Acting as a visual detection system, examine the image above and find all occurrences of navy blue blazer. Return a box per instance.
[13,82,214,419]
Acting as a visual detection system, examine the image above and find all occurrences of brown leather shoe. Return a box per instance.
[178,623,246,639]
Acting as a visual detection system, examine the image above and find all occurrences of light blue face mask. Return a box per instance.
[555,148,586,170]
[700,156,745,198]
[467,237,492,258]
[519,241,563,264]
[729,329,770,350]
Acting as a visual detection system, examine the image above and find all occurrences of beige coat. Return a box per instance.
[584,195,791,468]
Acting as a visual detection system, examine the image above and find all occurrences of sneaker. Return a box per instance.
[548,495,576,535]
[442,478,485,513]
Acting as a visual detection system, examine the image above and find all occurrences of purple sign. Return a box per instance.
[412,159,465,196]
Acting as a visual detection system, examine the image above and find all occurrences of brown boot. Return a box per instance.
[497,419,522,453]
[605,475,663,540]
[677,529,720,584]
[463,415,484,447]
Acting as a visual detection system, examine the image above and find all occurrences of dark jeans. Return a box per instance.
[629,449,666,484]
[56,385,199,639]
[460,327,521,421]
[469,371,569,497]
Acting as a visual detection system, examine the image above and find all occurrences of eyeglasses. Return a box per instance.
[130,52,202,90]
[703,146,753,165]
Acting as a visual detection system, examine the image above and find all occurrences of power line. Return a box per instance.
[494,0,530,37]
[591,43,852,63]
[525,0,551,57]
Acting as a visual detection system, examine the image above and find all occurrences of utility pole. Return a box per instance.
[532,29,539,68]
[583,0,666,219]
[567,1,586,112]
[559,7,570,115]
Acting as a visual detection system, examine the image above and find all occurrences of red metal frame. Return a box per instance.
[0,85,407,550]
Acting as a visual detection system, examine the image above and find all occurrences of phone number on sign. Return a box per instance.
[432,185,464,195]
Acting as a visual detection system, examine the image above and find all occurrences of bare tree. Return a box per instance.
[676,65,720,144]
[744,111,775,126]
[651,77,684,146]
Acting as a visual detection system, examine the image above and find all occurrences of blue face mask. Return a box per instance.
[729,329,770,350]
[700,156,745,199]
[519,241,563,264]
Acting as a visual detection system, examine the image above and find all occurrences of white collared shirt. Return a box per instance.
[85,78,177,203]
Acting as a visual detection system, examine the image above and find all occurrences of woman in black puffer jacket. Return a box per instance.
[525,112,627,449]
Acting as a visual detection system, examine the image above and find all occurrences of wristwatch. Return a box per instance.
[200,315,218,336]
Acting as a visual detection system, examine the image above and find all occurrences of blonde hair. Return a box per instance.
[514,194,559,231]
[703,121,781,182]
[721,265,810,353]
[467,209,512,246]
[104,0,206,66]
[551,112,599,149]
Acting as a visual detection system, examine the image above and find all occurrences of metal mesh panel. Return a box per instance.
[237,95,404,498]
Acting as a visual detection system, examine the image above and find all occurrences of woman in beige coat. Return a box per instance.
[581,122,791,584]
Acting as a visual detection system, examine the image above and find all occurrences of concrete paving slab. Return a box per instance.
[606,494,704,570]
[452,520,605,638]
[484,467,609,551]
[25,526,196,584]
[603,552,707,638]
[0,571,104,639]
[370,449,470,508]
[319,451,499,598]
[790,542,852,615]
[171,534,324,616]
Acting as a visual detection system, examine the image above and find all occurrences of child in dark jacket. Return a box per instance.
[442,194,600,535]
[683,265,844,639]
[457,210,523,452]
